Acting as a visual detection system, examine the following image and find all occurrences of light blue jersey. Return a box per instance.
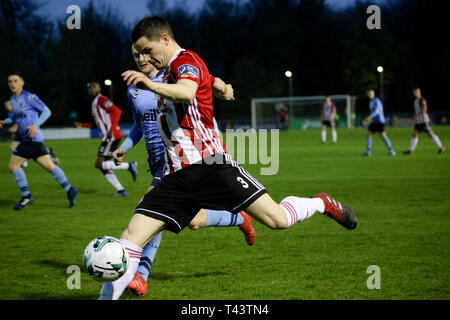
[125,71,165,167]
[368,97,386,124]
[8,90,48,142]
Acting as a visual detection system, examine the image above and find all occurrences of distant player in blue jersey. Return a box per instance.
[361,90,395,157]
[0,73,78,210]
[101,45,254,298]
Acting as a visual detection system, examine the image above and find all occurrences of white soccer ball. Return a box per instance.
[82,236,129,282]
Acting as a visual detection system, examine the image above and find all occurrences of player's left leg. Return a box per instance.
[188,209,256,245]
[331,126,337,144]
[245,192,356,230]
[426,129,446,153]
[380,131,395,156]
[35,154,78,208]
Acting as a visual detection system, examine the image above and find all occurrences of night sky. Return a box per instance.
[37,0,384,24]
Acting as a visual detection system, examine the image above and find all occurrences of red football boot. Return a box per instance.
[312,193,357,230]
[239,211,256,246]
[127,272,147,297]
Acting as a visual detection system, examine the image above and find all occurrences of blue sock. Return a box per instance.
[383,137,393,151]
[205,209,244,227]
[137,232,162,281]
[50,166,71,192]
[366,137,372,153]
[12,168,30,196]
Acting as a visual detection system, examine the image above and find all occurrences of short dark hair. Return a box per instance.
[130,15,174,44]
[8,72,24,80]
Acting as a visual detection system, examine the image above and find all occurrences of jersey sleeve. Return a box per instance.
[209,75,215,86]
[98,95,115,111]
[27,93,47,113]
[172,54,202,85]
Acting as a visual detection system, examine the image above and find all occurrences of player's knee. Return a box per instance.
[188,222,201,230]
[9,163,20,173]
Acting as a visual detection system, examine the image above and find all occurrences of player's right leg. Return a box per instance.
[99,214,166,300]
[362,131,373,156]
[403,130,419,155]
[321,124,327,143]
[9,154,33,210]
[331,127,337,144]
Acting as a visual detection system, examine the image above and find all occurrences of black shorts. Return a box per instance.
[12,141,49,160]
[322,120,334,128]
[368,123,385,133]
[97,138,121,158]
[135,153,267,234]
[414,123,432,133]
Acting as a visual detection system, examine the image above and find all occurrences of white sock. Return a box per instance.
[410,137,419,151]
[102,160,129,171]
[431,134,443,148]
[332,130,337,143]
[104,171,124,191]
[279,196,325,227]
[321,130,326,142]
[99,239,142,300]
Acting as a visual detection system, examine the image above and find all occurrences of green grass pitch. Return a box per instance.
[0,126,449,300]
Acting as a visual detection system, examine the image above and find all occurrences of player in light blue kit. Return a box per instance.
[0,73,78,210]
[361,89,395,157]
[101,45,255,298]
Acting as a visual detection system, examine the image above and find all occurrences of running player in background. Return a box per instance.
[320,96,337,144]
[361,90,395,157]
[117,44,255,297]
[74,81,138,197]
[98,16,356,300]
[402,87,445,155]
[0,73,78,210]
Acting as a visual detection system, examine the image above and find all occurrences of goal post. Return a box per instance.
[251,94,356,130]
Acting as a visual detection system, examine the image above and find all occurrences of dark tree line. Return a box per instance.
[1,0,448,125]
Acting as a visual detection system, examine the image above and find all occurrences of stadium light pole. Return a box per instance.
[377,66,384,103]
[104,79,113,101]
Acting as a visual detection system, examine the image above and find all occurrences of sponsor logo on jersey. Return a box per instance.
[178,64,199,79]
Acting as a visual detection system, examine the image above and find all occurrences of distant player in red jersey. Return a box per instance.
[403,87,445,155]
[98,16,357,300]
[320,96,337,144]
[74,81,138,196]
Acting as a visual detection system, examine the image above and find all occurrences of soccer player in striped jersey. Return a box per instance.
[0,73,78,210]
[74,82,138,197]
[320,96,337,144]
[99,16,356,300]
[361,90,395,157]
[112,44,255,297]
[403,88,445,155]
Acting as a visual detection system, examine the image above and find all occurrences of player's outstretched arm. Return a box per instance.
[122,70,198,103]
[212,77,234,101]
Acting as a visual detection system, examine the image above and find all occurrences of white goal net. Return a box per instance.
[251,95,356,130]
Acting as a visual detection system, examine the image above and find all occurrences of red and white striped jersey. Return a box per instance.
[322,102,336,121]
[157,48,226,175]
[414,97,430,124]
[91,94,123,141]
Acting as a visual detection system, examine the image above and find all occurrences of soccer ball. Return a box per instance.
[82,236,129,282]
